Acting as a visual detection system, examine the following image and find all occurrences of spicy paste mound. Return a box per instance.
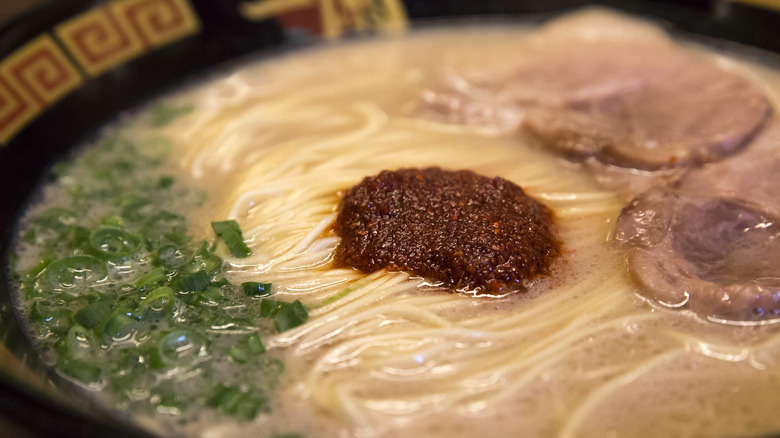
[334,167,559,293]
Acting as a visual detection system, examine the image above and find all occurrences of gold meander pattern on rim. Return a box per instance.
[0,0,200,145]
[55,5,146,77]
[0,35,83,144]
[0,0,408,146]
[112,0,201,50]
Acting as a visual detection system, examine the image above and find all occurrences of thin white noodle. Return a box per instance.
[148,23,780,437]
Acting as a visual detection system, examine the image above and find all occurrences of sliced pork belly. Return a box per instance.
[417,12,687,132]
[418,10,772,170]
[616,188,780,322]
[459,41,689,109]
[678,124,780,215]
[616,127,780,322]
[524,61,771,169]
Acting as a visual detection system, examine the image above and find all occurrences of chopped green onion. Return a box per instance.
[59,357,102,384]
[39,309,73,335]
[158,175,175,188]
[241,282,272,298]
[193,286,223,307]
[156,245,186,268]
[99,214,125,227]
[14,128,299,420]
[140,286,175,316]
[273,300,309,333]
[234,395,266,421]
[259,299,287,318]
[74,299,113,329]
[211,221,235,236]
[207,384,242,411]
[89,227,142,257]
[28,300,53,322]
[34,208,77,234]
[210,277,230,287]
[229,333,265,364]
[146,211,186,235]
[26,258,53,281]
[246,333,265,355]
[120,197,151,222]
[68,226,92,251]
[154,392,188,415]
[117,295,141,310]
[21,229,37,244]
[46,255,107,290]
[211,220,252,258]
[101,307,138,342]
[259,300,309,332]
[135,267,166,290]
[176,270,211,292]
[64,324,97,358]
[158,329,203,368]
[228,345,249,363]
[206,384,268,420]
[185,241,222,273]
[164,232,191,246]
[320,279,368,307]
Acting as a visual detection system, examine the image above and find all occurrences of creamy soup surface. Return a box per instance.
[11,9,780,438]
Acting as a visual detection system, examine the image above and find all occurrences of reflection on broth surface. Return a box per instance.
[9,9,780,438]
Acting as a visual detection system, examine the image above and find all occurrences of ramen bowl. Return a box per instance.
[2,1,780,437]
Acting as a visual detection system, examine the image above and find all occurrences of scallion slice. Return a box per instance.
[59,357,102,384]
[99,214,125,228]
[74,299,113,329]
[246,333,265,355]
[34,208,77,233]
[158,329,203,368]
[158,175,175,188]
[89,227,142,258]
[135,267,166,289]
[101,307,138,342]
[46,255,107,290]
[65,324,97,357]
[176,270,210,292]
[211,220,251,258]
[259,299,287,318]
[241,282,271,298]
[206,384,268,420]
[140,286,175,316]
[228,345,249,363]
[273,300,308,333]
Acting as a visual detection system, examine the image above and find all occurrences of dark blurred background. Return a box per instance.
[0,0,51,25]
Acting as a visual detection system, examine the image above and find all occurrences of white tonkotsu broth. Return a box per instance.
[22,9,780,438]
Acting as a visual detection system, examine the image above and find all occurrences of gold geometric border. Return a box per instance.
[55,6,145,77]
[1,0,409,146]
[1,0,201,145]
[0,35,84,144]
[0,75,38,145]
[114,0,201,50]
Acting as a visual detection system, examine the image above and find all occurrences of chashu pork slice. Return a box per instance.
[417,10,772,170]
[524,59,772,170]
[615,125,780,322]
